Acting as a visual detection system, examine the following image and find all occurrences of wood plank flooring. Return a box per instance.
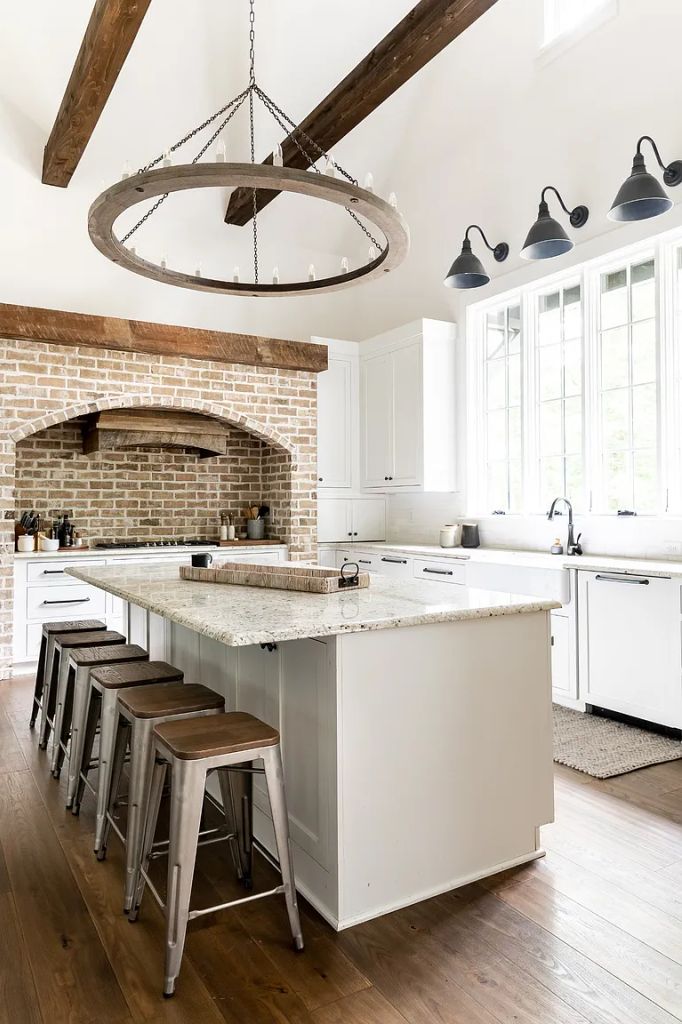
[2,673,682,1024]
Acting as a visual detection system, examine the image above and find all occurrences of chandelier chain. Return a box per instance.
[121,90,249,243]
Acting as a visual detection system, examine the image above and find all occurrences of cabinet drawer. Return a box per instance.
[413,558,466,585]
[26,582,106,621]
[337,550,378,573]
[375,553,412,578]
[27,559,105,584]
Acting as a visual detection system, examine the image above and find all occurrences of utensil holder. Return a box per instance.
[246,518,265,540]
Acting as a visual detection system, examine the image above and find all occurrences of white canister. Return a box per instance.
[17,534,35,552]
[439,524,457,548]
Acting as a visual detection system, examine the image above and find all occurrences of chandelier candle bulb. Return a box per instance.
[389,192,398,208]
[121,161,132,180]
[232,265,240,283]
[325,155,336,177]
[160,254,168,270]
[273,143,284,167]
[364,171,374,192]
[308,264,316,282]
[341,256,349,274]
[368,245,377,262]
[162,149,172,167]
[195,263,202,278]
[215,138,227,162]
[272,266,280,284]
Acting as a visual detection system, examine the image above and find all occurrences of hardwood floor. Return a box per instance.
[2,673,682,1024]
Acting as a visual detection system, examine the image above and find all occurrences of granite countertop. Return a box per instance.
[67,563,558,647]
[14,543,286,560]
[339,542,682,580]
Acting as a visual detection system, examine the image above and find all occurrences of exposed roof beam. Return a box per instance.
[0,303,328,372]
[225,0,499,225]
[42,0,152,187]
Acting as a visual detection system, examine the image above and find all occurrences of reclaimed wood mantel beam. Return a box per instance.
[225,0,499,225]
[42,0,152,187]
[0,304,327,372]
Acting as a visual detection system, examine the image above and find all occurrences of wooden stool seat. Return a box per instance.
[42,619,106,635]
[31,620,107,738]
[91,661,183,690]
[56,630,126,649]
[154,712,279,760]
[118,683,224,720]
[68,644,147,667]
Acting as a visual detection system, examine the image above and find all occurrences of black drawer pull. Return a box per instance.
[42,569,65,575]
[595,574,650,585]
[423,567,453,576]
[381,557,407,565]
[358,559,372,565]
[42,597,91,605]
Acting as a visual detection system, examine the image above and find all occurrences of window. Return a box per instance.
[483,304,522,512]
[543,0,616,47]
[598,258,658,512]
[536,284,583,509]
[467,228,682,517]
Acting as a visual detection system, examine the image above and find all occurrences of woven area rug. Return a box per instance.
[553,704,682,778]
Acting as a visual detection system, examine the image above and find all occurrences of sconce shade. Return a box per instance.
[443,239,490,289]
[609,154,674,222]
[521,201,573,260]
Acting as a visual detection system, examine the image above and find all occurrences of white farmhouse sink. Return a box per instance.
[465,559,571,604]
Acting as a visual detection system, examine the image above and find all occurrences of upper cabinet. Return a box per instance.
[317,352,354,489]
[360,320,456,492]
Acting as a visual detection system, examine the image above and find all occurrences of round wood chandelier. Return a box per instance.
[88,0,409,297]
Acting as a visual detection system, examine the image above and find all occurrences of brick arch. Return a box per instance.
[10,393,296,455]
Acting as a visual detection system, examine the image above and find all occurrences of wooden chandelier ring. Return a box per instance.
[88,163,410,297]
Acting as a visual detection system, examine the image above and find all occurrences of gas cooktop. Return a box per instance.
[94,539,219,550]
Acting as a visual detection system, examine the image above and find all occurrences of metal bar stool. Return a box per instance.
[133,712,304,998]
[31,619,106,747]
[95,680,228,910]
[49,630,128,776]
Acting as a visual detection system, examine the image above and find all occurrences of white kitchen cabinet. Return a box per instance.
[360,320,456,492]
[318,498,385,543]
[549,613,572,699]
[578,571,682,727]
[317,354,353,489]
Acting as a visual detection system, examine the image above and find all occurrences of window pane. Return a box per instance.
[538,291,561,346]
[631,319,656,385]
[487,462,508,510]
[631,259,656,321]
[605,451,630,511]
[601,269,628,329]
[509,460,522,512]
[564,339,582,396]
[601,327,629,389]
[486,310,505,358]
[540,400,563,456]
[487,359,506,409]
[633,449,657,512]
[566,454,583,500]
[539,344,562,400]
[564,286,582,340]
[603,389,630,450]
[508,407,522,460]
[632,384,657,448]
[508,354,521,406]
[487,409,507,460]
[564,396,582,454]
[507,306,521,354]
[540,457,564,507]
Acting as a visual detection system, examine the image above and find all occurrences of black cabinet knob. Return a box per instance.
[318,477,323,482]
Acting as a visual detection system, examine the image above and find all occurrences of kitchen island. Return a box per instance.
[68,562,557,929]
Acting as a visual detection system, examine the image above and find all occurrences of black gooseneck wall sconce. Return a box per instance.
[443,224,509,289]
[521,186,589,260]
[609,135,682,222]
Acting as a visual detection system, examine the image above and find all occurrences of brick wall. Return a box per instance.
[0,338,319,678]
[15,418,276,544]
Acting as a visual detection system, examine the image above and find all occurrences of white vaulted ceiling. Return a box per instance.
[1,0,682,342]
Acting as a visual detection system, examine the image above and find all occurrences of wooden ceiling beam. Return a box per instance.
[0,303,327,372]
[42,0,152,187]
[224,0,499,225]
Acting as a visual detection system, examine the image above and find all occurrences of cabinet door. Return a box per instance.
[318,499,353,543]
[579,572,681,727]
[361,353,393,487]
[352,499,386,541]
[236,644,281,816]
[317,356,352,488]
[550,613,572,698]
[391,342,422,486]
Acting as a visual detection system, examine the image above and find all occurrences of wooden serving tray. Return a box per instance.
[180,560,370,594]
